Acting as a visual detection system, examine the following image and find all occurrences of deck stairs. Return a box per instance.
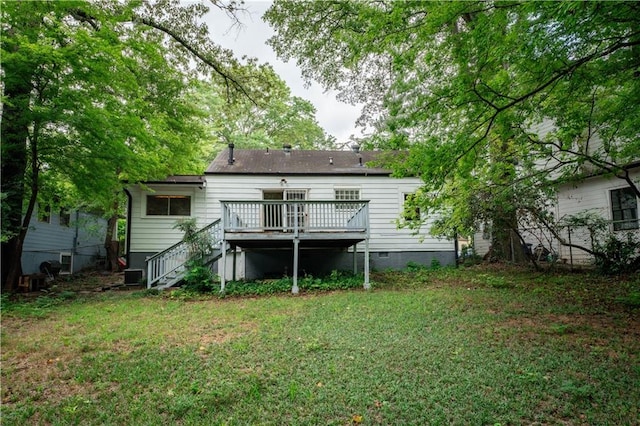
[146,219,223,290]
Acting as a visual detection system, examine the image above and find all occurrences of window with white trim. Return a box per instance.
[146,195,191,216]
[611,187,638,231]
[335,188,360,210]
[60,252,73,274]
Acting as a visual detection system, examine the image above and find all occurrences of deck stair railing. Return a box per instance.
[146,219,222,289]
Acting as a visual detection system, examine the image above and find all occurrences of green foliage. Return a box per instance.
[475,274,513,289]
[173,218,216,293]
[593,232,640,275]
[181,261,216,294]
[265,1,640,259]
[221,270,364,297]
[2,0,301,287]
[616,290,640,308]
[3,267,639,425]
[1,293,74,318]
[561,212,640,275]
[194,73,336,158]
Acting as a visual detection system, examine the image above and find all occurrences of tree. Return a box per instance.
[0,0,270,290]
[194,65,335,158]
[265,1,640,261]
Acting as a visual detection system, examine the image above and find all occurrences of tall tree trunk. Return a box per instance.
[1,66,33,291]
[104,197,120,272]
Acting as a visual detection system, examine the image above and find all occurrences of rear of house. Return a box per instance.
[126,146,455,283]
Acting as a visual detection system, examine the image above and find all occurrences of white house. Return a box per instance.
[126,145,455,290]
[552,167,640,265]
[476,169,640,264]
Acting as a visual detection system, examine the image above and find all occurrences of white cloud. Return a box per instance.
[203,1,363,143]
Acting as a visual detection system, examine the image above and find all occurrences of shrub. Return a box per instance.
[174,218,217,293]
[182,261,216,293]
[593,232,640,275]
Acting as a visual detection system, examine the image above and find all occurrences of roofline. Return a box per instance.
[554,160,640,185]
[203,171,392,176]
[142,175,206,185]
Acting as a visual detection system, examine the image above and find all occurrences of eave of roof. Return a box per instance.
[143,175,206,185]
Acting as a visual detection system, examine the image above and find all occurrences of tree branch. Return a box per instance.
[134,16,257,106]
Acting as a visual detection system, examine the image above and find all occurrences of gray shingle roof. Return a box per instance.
[205,147,394,175]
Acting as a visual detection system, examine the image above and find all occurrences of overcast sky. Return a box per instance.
[204,1,363,144]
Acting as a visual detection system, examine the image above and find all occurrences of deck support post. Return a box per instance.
[232,246,237,281]
[364,238,370,290]
[292,238,300,294]
[352,243,358,274]
[220,241,226,293]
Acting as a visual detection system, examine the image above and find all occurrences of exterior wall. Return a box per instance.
[128,174,456,274]
[127,184,209,254]
[22,205,107,275]
[555,170,640,264]
[204,174,453,254]
[473,224,492,257]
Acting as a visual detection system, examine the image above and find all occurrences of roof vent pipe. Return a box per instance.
[352,144,360,154]
[358,156,363,166]
[228,143,235,165]
[283,144,292,154]
[329,157,333,165]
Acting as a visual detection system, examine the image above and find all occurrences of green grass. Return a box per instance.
[2,266,639,425]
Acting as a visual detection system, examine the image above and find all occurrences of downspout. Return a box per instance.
[123,188,133,269]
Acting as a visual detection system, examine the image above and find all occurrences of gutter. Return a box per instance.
[123,188,133,269]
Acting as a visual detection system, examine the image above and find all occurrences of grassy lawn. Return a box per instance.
[2,266,639,425]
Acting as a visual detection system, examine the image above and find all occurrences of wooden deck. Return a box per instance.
[221,200,369,247]
[220,200,371,292]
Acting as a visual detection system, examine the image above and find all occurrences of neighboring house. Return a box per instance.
[475,168,640,265]
[552,168,640,265]
[473,119,640,264]
[126,145,456,290]
[22,203,108,276]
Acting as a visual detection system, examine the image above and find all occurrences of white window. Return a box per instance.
[60,252,73,274]
[146,195,191,216]
[335,188,360,201]
[611,187,638,231]
[335,188,360,210]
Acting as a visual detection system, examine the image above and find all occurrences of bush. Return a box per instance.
[593,232,640,275]
[182,261,216,293]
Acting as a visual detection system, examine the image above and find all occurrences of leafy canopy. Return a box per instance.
[265,1,640,236]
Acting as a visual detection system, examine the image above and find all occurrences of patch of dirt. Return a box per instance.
[13,270,142,299]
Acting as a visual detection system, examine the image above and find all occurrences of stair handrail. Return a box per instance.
[146,219,222,288]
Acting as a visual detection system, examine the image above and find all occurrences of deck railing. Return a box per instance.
[222,200,369,233]
[146,219,222,288]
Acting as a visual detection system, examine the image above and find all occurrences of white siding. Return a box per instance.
[556,170,640,264]
[204,174,452,253]
[128,184,209,252]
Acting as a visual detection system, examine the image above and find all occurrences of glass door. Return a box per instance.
[285,190,307,231]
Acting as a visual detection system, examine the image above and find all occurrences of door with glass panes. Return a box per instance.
[262,189,307,230]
